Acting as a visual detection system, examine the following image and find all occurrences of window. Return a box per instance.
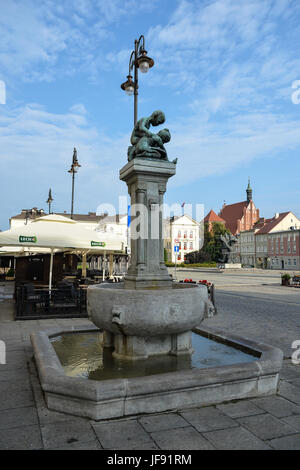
[294,259,297,266]
[288,259,291,266]
[184,242,187,250]
[189,242,193,250]
[184,230,187,238]
[178,231,181,238]
[190,230,193,238]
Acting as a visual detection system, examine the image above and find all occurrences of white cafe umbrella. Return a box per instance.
[0,214,124,290]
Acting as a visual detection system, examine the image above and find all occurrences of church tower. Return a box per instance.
[246,178,252,203]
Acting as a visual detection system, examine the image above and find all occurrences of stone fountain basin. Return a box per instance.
[30,324,283,421]
[87,282,209,336]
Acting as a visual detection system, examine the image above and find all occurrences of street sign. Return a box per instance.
[174,245,179,253]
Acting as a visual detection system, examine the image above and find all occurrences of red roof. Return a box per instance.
[204,210,225,224]
[219,201,249,234]
[256,212,290,234]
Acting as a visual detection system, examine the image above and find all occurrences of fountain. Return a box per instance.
[88,110,208,360]
[31,110,283,421]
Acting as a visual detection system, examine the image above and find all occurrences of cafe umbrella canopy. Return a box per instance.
[0,214,125,290]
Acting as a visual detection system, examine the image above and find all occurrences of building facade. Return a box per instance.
[255,212,300,268]
[239,229,256,266]
[268,229,300,270]
[164,215,200,263]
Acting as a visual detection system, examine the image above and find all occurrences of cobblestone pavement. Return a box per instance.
[0,276,300,450]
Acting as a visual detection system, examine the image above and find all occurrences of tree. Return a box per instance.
[185,222,230,263]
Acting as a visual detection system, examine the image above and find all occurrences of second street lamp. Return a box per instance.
[68,147,81,220]
[46,188,53,214]
[121,35,154,125]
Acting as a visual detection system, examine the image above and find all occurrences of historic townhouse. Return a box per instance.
[268,229,300,270]
[164,215,200,263]
[255,212,300,268]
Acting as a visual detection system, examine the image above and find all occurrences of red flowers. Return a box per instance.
[198,280,211,286]
[183,278,211,287]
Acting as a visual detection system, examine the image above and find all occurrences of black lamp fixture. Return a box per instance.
[121,35,154,125]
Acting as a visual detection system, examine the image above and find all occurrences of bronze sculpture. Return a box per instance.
[127,110,176,163]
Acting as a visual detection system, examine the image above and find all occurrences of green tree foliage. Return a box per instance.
[185,222,230,263]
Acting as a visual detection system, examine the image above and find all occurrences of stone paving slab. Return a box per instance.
[0,406,39,430]
[41,420,97,449]
[179,407,238,432]
[0,424,43,450]
[150,426,215,450]
[250,395,300,418]
[216,400,264,418]
[278,381,300,405]
[139,413,189,433]
[0,369,31,386]
[268,434,300,450]
[289,378,300,387]
[237,413,297,440]
[53,440,103,450]
[281,414,300,431]
[202,426,271,450]
[0,388,34,411]
[92,420,153,449]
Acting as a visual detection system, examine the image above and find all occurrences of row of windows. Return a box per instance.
[270,234,297,241]
[269,241,297,254]
[272,258,298,266]
[176,230,194,238]
[176,242,193,250]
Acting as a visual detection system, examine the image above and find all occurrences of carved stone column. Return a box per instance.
[120,158,176,289]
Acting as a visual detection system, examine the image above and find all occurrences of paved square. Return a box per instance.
[1,273,300,450]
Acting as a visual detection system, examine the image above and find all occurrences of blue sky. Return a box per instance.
[0,0,300,230]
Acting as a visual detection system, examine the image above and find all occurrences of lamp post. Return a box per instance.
[46,188,53,214]
[68,147,81,219]
[121,35,154,125]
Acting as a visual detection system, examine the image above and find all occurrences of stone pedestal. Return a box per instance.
[120,158,176,290]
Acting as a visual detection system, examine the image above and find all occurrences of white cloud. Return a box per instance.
[0,0,160,83]
[0,103,129,222]
[168,110,300,185]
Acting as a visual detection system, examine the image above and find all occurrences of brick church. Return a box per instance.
[218,180,260,235]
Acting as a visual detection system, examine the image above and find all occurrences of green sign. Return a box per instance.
[91,241,106,247]
[19,236,37,243]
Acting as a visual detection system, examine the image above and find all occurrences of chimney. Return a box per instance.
[275,213,279,219]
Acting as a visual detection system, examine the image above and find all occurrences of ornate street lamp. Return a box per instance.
[121,35,154,125]
[46,188,53,214]
[68,147,81,219]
